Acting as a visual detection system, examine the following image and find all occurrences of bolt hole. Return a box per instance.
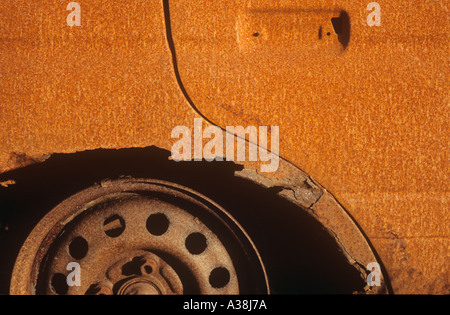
[143,265,153,274]
[68,236,88,260]
[185,232,207,255]
[103,214,126,238]
[252,32,260,37]
[51,273,69,295]
[209,267,230,288]
[146,213,169,236]
[327,32,331,36]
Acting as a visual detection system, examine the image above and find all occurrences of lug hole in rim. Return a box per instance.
[103,214,126,238]
[51,273,69,295]
[209,267,230,288]
[68,236,88,260]
[185,232,207,255]
[146,213,169,236]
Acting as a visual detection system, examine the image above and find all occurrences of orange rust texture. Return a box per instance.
[168,0,449,294]
[0,1,448,294]
[0,0,198,167]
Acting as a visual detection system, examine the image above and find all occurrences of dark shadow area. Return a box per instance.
[0,146,367,294]
[331,10,351,49]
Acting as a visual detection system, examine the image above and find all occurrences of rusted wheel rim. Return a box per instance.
[10,179,269,295]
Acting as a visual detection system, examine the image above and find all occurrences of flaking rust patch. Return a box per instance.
[235,167,322,208]
[0,179,15,187]
[6,152,51,171]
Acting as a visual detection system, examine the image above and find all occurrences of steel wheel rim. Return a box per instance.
[10,179,269,295]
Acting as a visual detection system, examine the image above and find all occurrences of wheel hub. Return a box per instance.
[85,251,183,295]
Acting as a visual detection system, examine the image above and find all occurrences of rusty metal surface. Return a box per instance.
[166,0,449,294]
[235,161,388,294]
[0,0,448,294]
[1,147,379,295]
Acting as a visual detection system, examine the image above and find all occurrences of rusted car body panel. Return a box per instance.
[0,0,448,294]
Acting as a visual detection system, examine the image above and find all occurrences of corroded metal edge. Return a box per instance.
[235,158,389,294]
